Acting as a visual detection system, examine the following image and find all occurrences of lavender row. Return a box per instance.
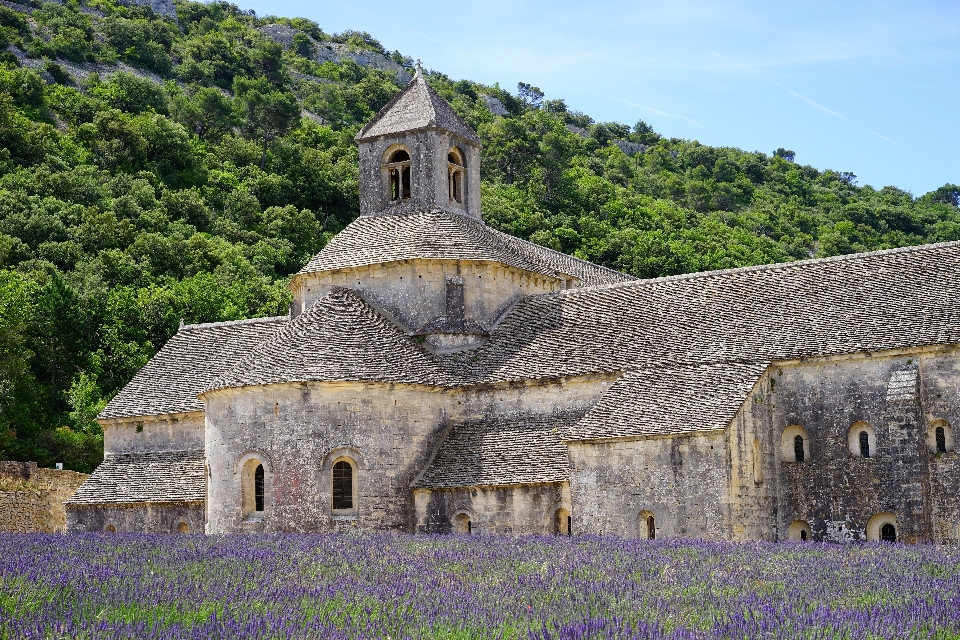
[1,534,958,639]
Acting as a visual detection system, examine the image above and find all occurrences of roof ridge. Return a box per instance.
[556,239,960,297]
[180,316,287,331]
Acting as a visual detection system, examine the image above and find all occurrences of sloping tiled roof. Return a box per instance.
[567,364,769,440]
[298,209,633,288]
[206,288,455,391]
[412,412,580,489]
[355,73,481,144]
[446,241,960,438]
[66,450,205,505]
[99,317,287,420]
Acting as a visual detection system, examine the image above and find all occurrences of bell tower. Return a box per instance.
[355,63,482,219]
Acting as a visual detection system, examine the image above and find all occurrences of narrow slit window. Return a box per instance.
[333,460,353,510]
[254,464,264,512]
[800,529,807,541]
[936,426,947,454]
[794,435,805,462]
[859,431,870,459]
[647,515,656,540]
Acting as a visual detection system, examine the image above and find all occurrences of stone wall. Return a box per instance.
[567,432,729,539]
[101,412,205,455]
[749,346,960,544]
[67,502,204,534]
[204,375,609,534]
[0,462,89,533]
[293,259,561,338]
[413,482,570,535]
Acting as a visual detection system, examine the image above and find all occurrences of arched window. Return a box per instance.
[637,510,656,539]
[254,464,264,512]
[789,519,811,541]
[847,422,876,459]
[447,147,464,206]
[554,508,570,535]
[866,512,897,542]
[780,425,809,463]
[105,524,116,533]
[881,523,896,542]
[384,148,411,201]
[332,460,353,510]
[927,420,953,454]
[453,512,472,534]
[239,455,270,519]
[177,522,189,534]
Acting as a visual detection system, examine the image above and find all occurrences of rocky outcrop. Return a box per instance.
[260,24,411,84]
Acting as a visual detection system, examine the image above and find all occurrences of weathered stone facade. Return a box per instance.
[0,462,88,533]
[67,69,960,544]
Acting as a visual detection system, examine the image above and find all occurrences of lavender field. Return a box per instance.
[1,533,959,639]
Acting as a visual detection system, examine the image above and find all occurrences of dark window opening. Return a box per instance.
[386,149,412,201]
[647,515,656,540]
[800,529,807,541]
[448,150,464,205]
[794,435,805,462]
[333,460,353,510]
[936,426,947,454]
[254,464,264,512]
[859,431,870,458]
[467,520,472,534]
[567,516,572,536]
[881,523,896,542]
[390,167,412,201]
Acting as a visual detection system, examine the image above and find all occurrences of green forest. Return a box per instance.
[0,0,957,472]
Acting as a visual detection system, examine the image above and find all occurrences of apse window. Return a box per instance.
[332,459,355,512]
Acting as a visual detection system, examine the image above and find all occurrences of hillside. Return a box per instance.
[0,0,957,471]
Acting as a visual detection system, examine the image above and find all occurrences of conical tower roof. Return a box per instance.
[355,66,481,145]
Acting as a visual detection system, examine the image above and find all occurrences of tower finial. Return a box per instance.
[415,59,423,78]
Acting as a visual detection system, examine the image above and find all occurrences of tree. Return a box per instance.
[170,85,236,141]
[233,77,301,170]
[517,82,544,110]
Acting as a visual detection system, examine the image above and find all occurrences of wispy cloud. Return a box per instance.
[784,88,846,120]
[865,128,896,144]
[621,100,704,127]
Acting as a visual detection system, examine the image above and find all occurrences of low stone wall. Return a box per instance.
[0,462,89,533]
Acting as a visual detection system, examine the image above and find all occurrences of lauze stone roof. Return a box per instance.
[355,72,481,144]
[98,316,287,420]
[412,412,580,489]
[297,209,632,288]
[67,450,205,505]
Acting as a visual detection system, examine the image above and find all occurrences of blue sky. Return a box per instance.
[242,0,959,196]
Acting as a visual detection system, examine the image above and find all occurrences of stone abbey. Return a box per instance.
[68,69,960,544]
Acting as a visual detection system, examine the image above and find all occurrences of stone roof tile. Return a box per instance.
[298,209,633,287]
[355,74,481,144]
[412,412,579,489]
[567,364,769,440]
[66,450,205,505]
[206,288,455,391]
[99,317,287,420]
